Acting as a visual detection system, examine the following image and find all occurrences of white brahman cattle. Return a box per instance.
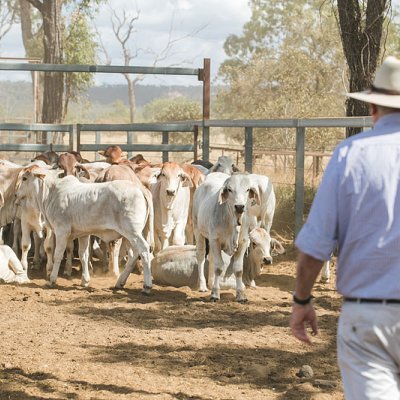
[209,155,240,174]
[16,167,152,293]
[151,162,192,253]
[192,172,259,302]
[0,244,30,284]
[151,226,280,290]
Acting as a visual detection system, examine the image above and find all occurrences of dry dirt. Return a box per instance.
[0,248,344,400]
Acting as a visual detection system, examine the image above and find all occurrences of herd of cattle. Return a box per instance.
[0,146,290,302]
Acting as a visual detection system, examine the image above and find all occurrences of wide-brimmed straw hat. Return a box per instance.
[346,56,400,109]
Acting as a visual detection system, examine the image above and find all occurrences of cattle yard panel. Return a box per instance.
[76,123,199,163]
[0,123,73,163]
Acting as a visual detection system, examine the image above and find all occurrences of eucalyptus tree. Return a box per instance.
[19,0,101,130]
[335,0,391,136]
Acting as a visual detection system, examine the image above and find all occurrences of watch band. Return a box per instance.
[293,293,314,305]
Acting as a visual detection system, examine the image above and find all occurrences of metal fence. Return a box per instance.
[0,117,373,239]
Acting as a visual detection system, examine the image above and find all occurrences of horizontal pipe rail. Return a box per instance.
[0,63,200,76]
[79,144,194,152]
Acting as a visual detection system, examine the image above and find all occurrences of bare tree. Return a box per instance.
[98,4,205,123]
[0,1,18,42]
[335,0,391,136]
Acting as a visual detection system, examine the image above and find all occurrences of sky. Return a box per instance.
[0,0,252,86]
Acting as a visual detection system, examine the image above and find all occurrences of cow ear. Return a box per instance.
[98,150,106,157]
[180,172,193,188]
[232,164,240,172]
[271,239,285,255]
[218,187,229,204]
[249,187,260,205]
[32,170,47,180]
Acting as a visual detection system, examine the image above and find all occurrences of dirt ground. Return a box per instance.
[0,247,344,400]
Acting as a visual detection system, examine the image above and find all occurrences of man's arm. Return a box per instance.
[290,251,324,344]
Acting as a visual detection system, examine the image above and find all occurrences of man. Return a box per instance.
[290,55,400,400]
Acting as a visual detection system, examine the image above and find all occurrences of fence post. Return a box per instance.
[162,131,169,162]
[244,126,253,173]
[202,125,210,161]
[295,126,305,238]
[127,130,134,158]
[193,125,198,161]
[95,131,101,160]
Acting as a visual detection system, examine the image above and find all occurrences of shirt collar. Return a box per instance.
[374,112,400,131]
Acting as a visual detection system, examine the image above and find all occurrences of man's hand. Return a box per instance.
[290,303,318,344]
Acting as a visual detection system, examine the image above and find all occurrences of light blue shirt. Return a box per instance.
[295,113,400,298]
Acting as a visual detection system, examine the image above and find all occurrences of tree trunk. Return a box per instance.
[26,0,64,143]
[19,0,43,123]
[337,0,389,137]
[124,74,136,123]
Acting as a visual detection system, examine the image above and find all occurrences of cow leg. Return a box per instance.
[32,231,42,270]
[12,218,21,257]
[91,237,104,260]
[99,240,109,273]
[109,238,122,277]
[63,240,74,277]
[48,232,69,286]
[172,221,186,246]
[78,236,90,287]
[195,234,208,292]
[115,247,139,289]
[20,220,32,271]
[210,241,225,301]
[232,244,248,303]
[44,228,54,278]
[118,233,151,294]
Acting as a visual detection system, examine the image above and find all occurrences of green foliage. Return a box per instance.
[142,97,202,122]
[64,12,97,104]
[217,0,348,148]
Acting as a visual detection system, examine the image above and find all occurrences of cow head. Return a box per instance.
[98,145,127,164]
[218,174,259,223]
[210,155,240,175]
[157,162,193,198]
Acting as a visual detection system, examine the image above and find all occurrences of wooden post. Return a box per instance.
[199,58,210,161]
[295,126,305,238]
[162,131,169,162]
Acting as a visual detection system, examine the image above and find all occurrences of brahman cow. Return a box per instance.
[151,226,281,290]
[209,155,240,174]
[98,145,127,164]
[192,172,259,302]
[16,167,153,292]
[95,162,154,276]
[151,162,192,253]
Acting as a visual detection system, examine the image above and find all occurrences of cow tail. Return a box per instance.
[142,187,155,252]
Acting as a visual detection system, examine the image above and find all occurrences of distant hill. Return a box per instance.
[87,84,208,108]
[0,81,217,109]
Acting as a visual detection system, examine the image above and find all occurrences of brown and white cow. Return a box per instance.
[151,162,193,253]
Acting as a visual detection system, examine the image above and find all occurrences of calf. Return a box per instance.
[151,162,192,253]
[16,168,152,292]
[192,172,259,302]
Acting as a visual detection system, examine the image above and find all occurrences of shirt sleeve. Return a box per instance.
[295,148,340,261]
